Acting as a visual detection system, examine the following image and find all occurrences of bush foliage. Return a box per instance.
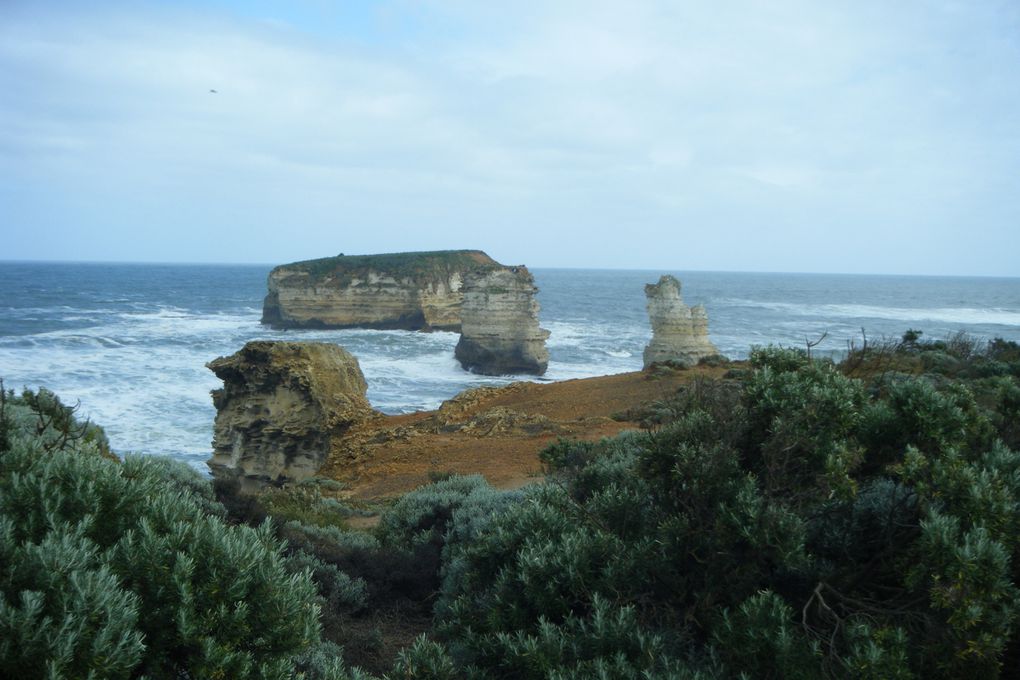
[4,331,1020,678]
[0,389,324,679]
[420,339,1020,679]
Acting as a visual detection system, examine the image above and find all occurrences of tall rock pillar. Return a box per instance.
[642,275,720,368]
[455,266,550,376]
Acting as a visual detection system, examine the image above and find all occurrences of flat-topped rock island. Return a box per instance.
[261,249,502,331]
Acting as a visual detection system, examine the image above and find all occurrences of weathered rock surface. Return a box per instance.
[207,341,376,490]
[454,266,550,375]
[261,250,501,331]
[642,275,721,368]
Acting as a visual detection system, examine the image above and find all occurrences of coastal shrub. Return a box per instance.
[435,470,800,674]
[742,354,867,502]
[288,250,496,290]
[713,590,821,679]
[865,378,994,456]
[127,453,226,517]
[8,328,1020,679]
[995,378,1020,449]
[287,549,370,614]
[377,474,524,610]
[282,521,383,554]
[0,519,145,679]
[290,641,356,680]
[634,377,743,431]
[538,437,597,475]
[257,481,361,529]
[420,340,1020,679]
[278,519,432,602]
[378,474,495,546]
[1,386,111,457]
[749,344,811,372]
[0,389,324,679]
[389,635,461,680]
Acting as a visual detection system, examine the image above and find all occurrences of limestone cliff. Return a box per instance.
[207,341,375,490]
[455,266,550,376]
[642,275,720,368]
[261,250,501,331]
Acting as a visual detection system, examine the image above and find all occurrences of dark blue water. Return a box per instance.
[2,262,1018,468]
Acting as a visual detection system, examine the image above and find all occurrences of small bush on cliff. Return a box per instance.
[0,389,323,679]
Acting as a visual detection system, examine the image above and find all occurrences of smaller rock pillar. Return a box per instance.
[642,275,720,368]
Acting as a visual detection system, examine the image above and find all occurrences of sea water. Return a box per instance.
[1,262,1019,469]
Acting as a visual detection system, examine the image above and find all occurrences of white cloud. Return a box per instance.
[1,1,1018,274]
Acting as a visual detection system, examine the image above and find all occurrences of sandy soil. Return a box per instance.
[318,364,731,501]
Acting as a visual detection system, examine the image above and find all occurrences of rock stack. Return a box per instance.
[455,266,550,375]
[207,341,375,490]
[642,275,720,368]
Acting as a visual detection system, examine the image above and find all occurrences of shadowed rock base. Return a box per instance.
[455,336,549,375]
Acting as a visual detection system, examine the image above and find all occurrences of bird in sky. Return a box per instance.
[209,89,218,94]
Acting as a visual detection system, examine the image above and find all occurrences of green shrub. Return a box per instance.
[389,636,461,680]
[742,356,867,502]
[714,591,821,679]
[287,549,370,614]
[0,389,324,678]
[0,520,145,679]
[291,640,377,680]
[419,337,1020,679]
[749,344,812,372]
[257,482,360,529]
[372,475,525,614]
[8,330,1020,679]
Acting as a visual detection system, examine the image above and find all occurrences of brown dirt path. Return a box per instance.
[319,364,731,501]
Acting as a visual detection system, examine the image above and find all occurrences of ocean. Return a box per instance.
[2,262,1019,470]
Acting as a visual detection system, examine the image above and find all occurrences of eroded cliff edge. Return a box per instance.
[261,250,501,331]
[207,341,376,490]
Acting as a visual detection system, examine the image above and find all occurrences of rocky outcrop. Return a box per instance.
[261,250,501,331]
[642,275,720,368]
[207,341,375,490]
[455,266,550,375]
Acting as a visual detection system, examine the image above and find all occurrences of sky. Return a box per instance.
[1,1,1019,276]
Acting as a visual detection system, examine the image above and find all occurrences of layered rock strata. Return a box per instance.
[207,341,375,491]
[642,275,720,368]
[455,266,550,375]
[261,250,501,331]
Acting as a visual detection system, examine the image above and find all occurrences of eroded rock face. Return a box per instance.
[642,275,720,368]
[261,250,500,331]
[207,341,375,490]
[455,266,550,375]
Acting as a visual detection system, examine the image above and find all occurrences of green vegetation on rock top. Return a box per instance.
[274,250,501,286]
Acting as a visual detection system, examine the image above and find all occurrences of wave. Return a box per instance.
[717,300,1020,327]
[4,267,1017,468]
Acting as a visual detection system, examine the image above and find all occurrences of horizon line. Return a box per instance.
[0,258,1017,281]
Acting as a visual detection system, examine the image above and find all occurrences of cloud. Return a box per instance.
[1,1,1019,274]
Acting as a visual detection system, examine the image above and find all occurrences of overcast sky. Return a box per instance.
[2,1,1019,275]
